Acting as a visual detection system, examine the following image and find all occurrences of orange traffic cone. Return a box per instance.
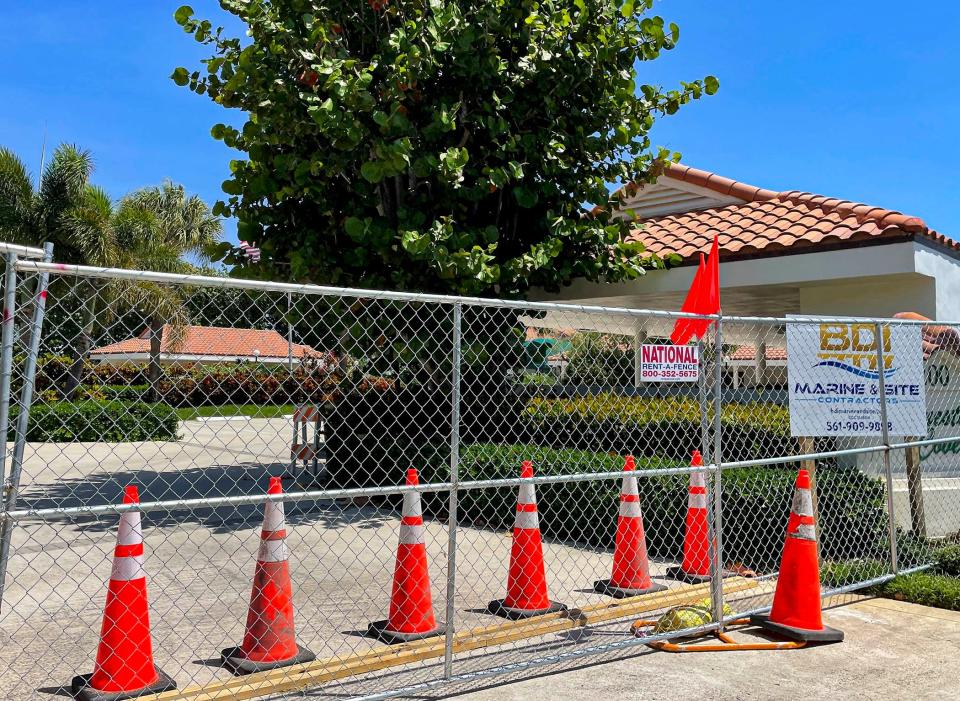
[222,477,315,673]
[368,468,442,643]
[488,461,566,619]
[666,450,714,583]
[72,485,176,701]
[751,469,843,642]
[594,456,667,598]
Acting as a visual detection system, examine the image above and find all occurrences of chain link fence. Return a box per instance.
[0,244,957,699]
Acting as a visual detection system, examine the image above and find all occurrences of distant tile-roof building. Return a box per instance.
[90,325,318,365]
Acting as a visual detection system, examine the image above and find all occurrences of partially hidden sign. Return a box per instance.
[787,320,927,437]
[639,344,699,383]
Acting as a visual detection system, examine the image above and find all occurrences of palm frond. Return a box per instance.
[0,147,36,243]
[64,186,119,266]
[126,180,223,260]
[38,144,94,236]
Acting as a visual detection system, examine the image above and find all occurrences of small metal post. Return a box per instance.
[709,316,726,630]
[904,440,926,538]
[0,252,20,611]
[286,292,294,372]
[697,340,710,458]
[443,303,462,679]
[0,253,19,489]
[633,320,646,389]
[875,322,899,573]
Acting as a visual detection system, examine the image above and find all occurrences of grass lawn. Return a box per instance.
[175,404,295,421]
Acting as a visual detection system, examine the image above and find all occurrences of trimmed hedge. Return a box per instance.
[99,384,151,402]
[877,573,960,611]
[416,443,890,573]
[519,394,794,463]
[12,400,178,442]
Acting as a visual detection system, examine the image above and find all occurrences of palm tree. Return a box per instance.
[0,145,143,395]
[60,186,159,395]
[0,144,95,258]
[1,145,223,398]
[125,181,223,397]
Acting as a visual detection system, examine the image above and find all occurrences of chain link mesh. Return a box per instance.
[0,257,956,700]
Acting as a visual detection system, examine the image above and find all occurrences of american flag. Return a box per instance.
[238,241,261,263]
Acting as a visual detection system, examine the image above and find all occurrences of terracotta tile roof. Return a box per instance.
[90,325,319,359]
[624,164,955,263]
[728,345,788,362]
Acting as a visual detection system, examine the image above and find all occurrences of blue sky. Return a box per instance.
[3,1,959,245]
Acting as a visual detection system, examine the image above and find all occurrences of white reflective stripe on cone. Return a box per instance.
[688,492,708,509]
[111,554,146,582]
[518,482,536,506]
[399,523,426,545]
[117,511,142,546]
[514,510,540,530]
[790,524,817,541]
[619,500,643,518]
[792,488,814,518]
[402,492,422,519]
[621,474,639,498]
[258,538,290,563]
[690,471,706,489]
[262,500,285,532]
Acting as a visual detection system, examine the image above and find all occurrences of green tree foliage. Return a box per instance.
[173,1,716,295]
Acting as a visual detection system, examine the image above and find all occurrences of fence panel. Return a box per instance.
[0,255,957,700]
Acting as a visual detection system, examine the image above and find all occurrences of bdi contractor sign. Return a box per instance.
[786,321,927,437]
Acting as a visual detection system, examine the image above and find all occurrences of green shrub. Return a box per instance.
[98,384,151,402]
[876,573,960,611]
[562,333,634,386]
[12,400,178,442]
[417,443,890,573]
[934,544,960,576]
[519,394,794,463]
[820,559,890,589]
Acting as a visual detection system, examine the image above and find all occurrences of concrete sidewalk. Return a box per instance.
[438,598,960,701]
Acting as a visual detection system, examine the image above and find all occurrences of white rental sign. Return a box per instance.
[786,321,927,437]
[639,344,699,383]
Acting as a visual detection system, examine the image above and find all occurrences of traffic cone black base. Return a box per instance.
[593,579,668,599]
[486,599,567,620]
[664,565,714,583]
[220,644,316,674]
[71,669,176,701]
[750,613,844,643]
[366,619,444,644]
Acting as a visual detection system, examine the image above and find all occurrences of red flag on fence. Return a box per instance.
[670,236,720,345]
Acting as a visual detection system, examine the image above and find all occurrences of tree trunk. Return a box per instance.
[64,282,100,399]
[147,317,163,403]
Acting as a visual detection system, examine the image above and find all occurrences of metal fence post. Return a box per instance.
[0,252,20,611]
[874,321,899,574]
[0,244,53,603]
[443,302,462,679]
[709,316,725,629]
[0,254,19,484]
